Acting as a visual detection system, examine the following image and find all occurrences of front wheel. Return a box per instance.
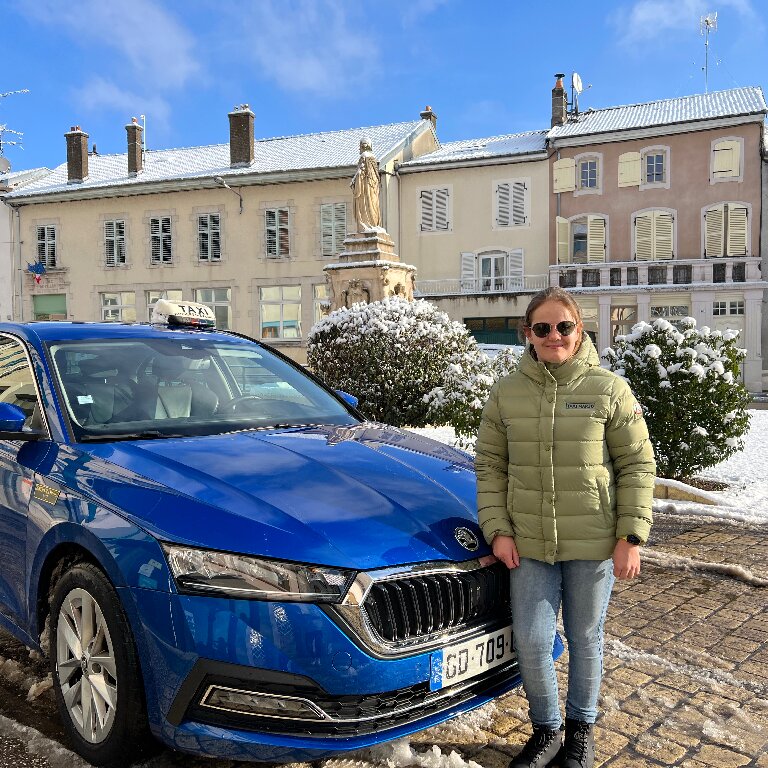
[50,562,153,767]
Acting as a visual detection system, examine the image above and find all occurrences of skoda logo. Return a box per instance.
[454,527,479,552]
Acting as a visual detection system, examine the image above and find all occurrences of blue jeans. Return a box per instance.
[510,557,615,729]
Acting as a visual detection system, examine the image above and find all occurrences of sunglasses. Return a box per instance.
[527,321,578,338]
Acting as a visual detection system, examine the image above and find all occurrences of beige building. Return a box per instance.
[4,107,438,363]
[397,131,550,345]
[547,79,767,391]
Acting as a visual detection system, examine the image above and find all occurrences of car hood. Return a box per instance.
[80,424,483,569]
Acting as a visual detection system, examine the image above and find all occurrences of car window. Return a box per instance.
[48,336,357,441]
[0,335,43,428]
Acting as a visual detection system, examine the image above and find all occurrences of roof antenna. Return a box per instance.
[700,12,718,93]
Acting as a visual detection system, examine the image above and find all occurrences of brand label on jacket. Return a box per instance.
[565,402,595,410]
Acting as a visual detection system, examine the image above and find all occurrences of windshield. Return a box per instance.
[48,336,358,441]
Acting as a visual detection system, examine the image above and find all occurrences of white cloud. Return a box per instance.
[616,0,761,46]
[235,0,379,97]
[74,77,171,131]
[15,0,200,89]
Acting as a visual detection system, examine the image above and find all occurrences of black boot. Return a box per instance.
[561,719,595,768]
[509,723,563,768]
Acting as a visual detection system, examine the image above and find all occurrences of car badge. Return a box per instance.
[454,527,479,552]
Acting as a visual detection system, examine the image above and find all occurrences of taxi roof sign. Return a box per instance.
[151,299,216,329]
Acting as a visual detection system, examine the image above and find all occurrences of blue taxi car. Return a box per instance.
[0,302,560,766]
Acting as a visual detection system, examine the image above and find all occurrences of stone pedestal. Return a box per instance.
[324,230,417,311]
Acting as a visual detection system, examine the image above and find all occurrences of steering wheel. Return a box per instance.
[217,395,262,414]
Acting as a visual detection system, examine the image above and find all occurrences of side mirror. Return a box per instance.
[335,390,359,408]
[0,402,43,441]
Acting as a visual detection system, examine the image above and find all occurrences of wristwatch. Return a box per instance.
[623,534,643,546]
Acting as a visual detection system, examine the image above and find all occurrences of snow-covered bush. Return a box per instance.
[307,297,492,428]
[603,317,750,480]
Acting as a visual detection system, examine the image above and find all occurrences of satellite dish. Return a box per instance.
[572,72,583,95]
[0,157,10,174]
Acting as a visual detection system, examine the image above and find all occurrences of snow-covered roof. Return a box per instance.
[549,86,767,141]
[0,167,52,191]
[7,120,429,199]
[400,130,548,168]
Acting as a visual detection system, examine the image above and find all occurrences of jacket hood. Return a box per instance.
[77,424,483,570]
[520,333,601,385]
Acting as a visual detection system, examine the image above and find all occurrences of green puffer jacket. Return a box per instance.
[475,335,655,564]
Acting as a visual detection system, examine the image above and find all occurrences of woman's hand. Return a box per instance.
[492,535,520,569]
[612,539,641,579]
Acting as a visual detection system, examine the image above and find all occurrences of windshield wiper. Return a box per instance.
[79,430,187,443]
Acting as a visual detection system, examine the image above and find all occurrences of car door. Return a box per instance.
[0,334,43,625]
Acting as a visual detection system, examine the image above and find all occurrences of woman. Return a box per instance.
[475,287,655,768]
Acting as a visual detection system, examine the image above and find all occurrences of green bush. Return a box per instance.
[603,317,750,480]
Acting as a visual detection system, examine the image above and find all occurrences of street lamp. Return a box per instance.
[213,175,243,214]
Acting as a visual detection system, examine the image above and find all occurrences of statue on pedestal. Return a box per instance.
[351,138,381,232]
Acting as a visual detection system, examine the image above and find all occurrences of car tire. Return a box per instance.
[49,562,153,767]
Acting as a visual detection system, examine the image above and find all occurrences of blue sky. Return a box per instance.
[1,0,766,172]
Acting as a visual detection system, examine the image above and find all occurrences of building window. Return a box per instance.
[260,286,301,339]
[713,301,727,316]
[461,249,524,292]
[313,284,329,324]
[644,152,665,184]
[146,289,183,322]
[651,305,690,330]
[104,220,126,266]
[649,266,667,284]
[195,287,231,329]
[673,265,692,284]
[626,267,638,285]
[464,316,521,345]
[713,263,726,283]
[579,158,598,189]
[634,210,674,261]
[321,203,347,257]
[556,215,606,263]
[610,268,622,286]
[32,294,66,321]
[265,208,290,258]
[420,187,450,231]
[582,269,600,287]
[101,292,136,323]
[480,253,505,291]
[730,300,745,315]
[198,214,221,261]
[559,270,577,288]
[150,217,172,264]
[711,137,742,182]
[36,225,57,268]
[732,262,746,283]
[611,306,637,340]
[495,179,528,227]
[704,203,748,257]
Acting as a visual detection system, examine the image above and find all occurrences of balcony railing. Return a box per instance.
[415,274,549,297]
[551,257,760,290]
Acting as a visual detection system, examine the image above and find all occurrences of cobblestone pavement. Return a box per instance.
[410,509,768,767]
[0,509,764,767]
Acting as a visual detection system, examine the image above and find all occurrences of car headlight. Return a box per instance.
[162,544,356,603]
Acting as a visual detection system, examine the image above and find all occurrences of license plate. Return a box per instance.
[430,626,515,691]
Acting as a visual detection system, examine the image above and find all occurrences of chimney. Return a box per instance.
[551,73,568,127]
[65,126,89,183]
[228,104,255,168]
[420,105,438,129]
[126,117,144,176]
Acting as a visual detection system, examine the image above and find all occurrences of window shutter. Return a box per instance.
[655,211,674,260]
[320,204,334,256]
[556,216,571,264]
[161,217,172,262]
[587,216,606,262]
[265,209,277,257]
[713,140,740,177]
[635,213,653,261]
[105,221,116,266]
[333,202,347,254]
[553,158,576,193]
[150,218,160,263]
[460,252,476,291]
[704,205,724,257]
[210,214,221,260]
[435,188,449,230]
[278,208,290,256]
[496,183,510,226]
[726,205,748,256]
[618,152,641,187]
[506,248,524,288]
[420,189,435,231]
[512,181,527,225]
[198,216,209,260]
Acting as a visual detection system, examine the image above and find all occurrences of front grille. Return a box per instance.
[187,658,519,737]
[362,560,510,643]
